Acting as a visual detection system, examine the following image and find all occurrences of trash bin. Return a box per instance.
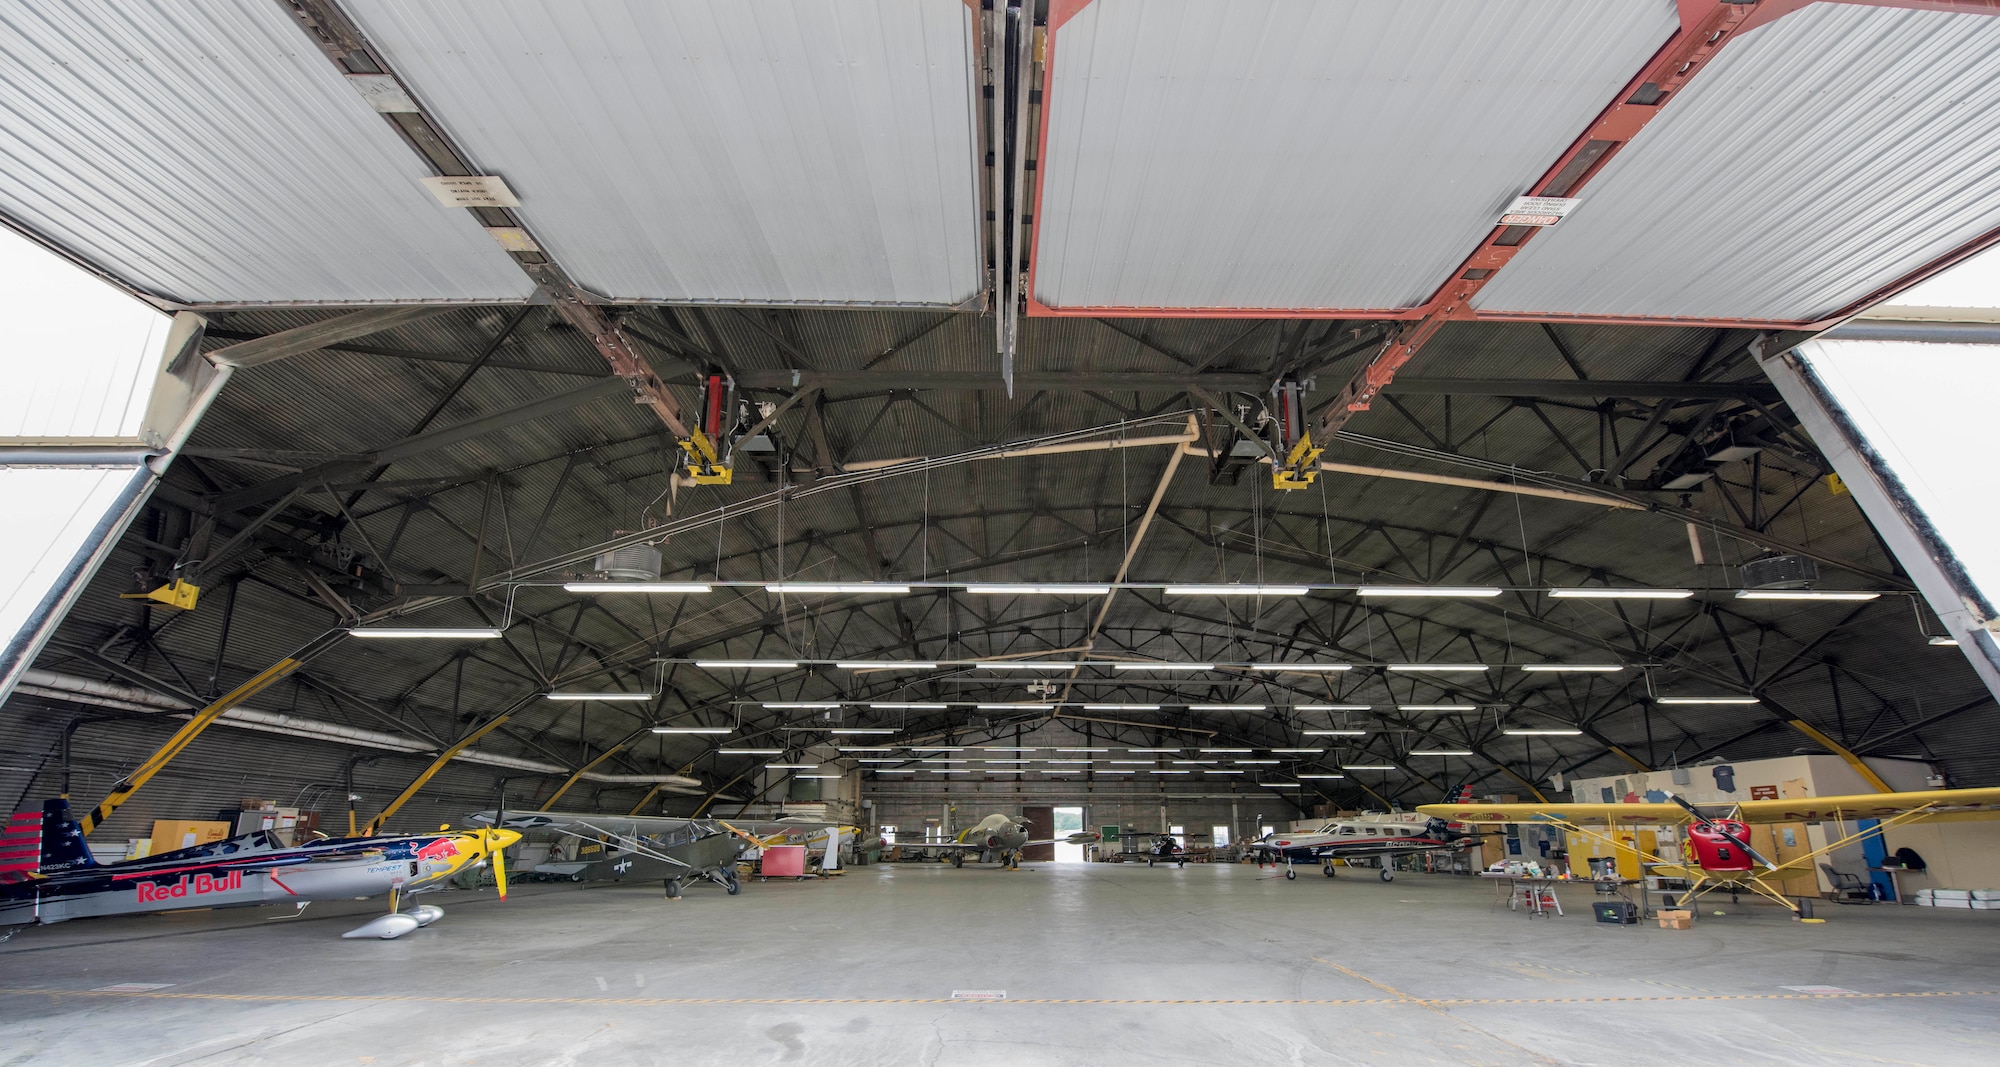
[1592,900,1638,924]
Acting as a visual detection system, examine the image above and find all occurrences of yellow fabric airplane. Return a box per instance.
[1418,786,2000,916]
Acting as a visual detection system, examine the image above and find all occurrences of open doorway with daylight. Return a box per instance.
[1052,806,1087,862]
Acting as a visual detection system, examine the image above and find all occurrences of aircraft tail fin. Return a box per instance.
[1,800,98,881]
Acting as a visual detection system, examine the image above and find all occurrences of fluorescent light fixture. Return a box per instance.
[1171,760,1217,765]
[1205,770,1244,775]
[1734,590,1881,601]
[563,582,711,594]
[766,583,910,595]
[982,759,1032,764]
[1189,704,1265,712]
[1399,704,1479,712]
[1041,770,1079,775]
[796,774,842,779]
[1199,748,1253,753]
[349,627,504,639]
[651,726,735,734]
[907,746,965,752]
[919,759,968,764]
[1341,764,1397,770]
[1519,663,1623,672]
[1408,749,1473,756]
[965,584,1113,595]
[1127,748,1180,753]
[1655,696,1759,705]
[717,748,783,755]
[1112,662,1215,671]
[836,661,937,670]
[1298,773,1346,779]
[545,691,652,702]
[1270,748,1324,754]
[1163,585,1311,596]
[857,758,905,764]
[839,747,893,752]
[1386,664,1488,673]
[1931,635,1961,646]
[828,728,895,735]
[1297,704,1371,711]
[981,747,1040,752]
[1302,729,1368,736]
[765,763,818,769]
[875,769,916,774]
[977,662,1075,670]
[1546,587,1693,599]
[1356,586,1501,597]
[1251,663,1351,672]
[764,702,841,709]
[929,769,968,774]
[977,703,1056,710]
[1055,748,1110,752]
[1504,729,1583,736]
[1235,759,1280,765]
[1150,770,1191,774]
[1098,770,1135,775]
[871,702,949,710]
[1083,704,1160,711]
[1109,760,1155,765]
[697,660,797,670]
[1047,759,1093,765]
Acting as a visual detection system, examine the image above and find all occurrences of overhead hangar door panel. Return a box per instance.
[1028,0,1680,315]
[0,0,535,306]
[349,0,986,307]
[1472,5,2000,326]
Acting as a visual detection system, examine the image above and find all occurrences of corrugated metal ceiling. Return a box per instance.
[0,0,534,305]
[1030,0,1679,312]
[1474,4,2000,323]
[349,0,986,306]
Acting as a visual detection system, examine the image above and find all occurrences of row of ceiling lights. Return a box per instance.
[346,584,1886,640]
[548,581,1883,601]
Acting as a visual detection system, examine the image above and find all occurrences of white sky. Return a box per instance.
[1806,339,2000,602]
[0,225,170,438]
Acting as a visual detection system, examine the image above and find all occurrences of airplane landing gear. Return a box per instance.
[1284,867,1297,880]
[664,878,682,899]
[951,853,964,868]
[724,871,742,895]
[1323,864,1337,878]
[1379,868,1395,882]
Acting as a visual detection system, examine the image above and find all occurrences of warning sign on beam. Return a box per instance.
[1498,196,1581,227]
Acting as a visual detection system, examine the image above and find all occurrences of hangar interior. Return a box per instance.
[4,1,2000,1064]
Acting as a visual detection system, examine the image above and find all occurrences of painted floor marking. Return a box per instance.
[92,983,172,993]
[1783,985,1857,995]
[951,990,1007,1000]
[3,988,1993,1008]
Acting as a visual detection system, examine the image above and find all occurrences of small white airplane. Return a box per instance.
[1248,812,1487,881]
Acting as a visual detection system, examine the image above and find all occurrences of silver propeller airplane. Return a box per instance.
[892,813,1096,869]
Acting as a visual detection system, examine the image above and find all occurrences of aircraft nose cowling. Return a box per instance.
[985,836,1001,848]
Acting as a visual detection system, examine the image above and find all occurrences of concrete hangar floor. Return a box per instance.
[2,863,1996,1066]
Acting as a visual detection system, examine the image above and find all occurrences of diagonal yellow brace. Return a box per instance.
[362,714,512,836]
[539,745,626,811]
[80,629,347,835]
[1785,719,1893,793]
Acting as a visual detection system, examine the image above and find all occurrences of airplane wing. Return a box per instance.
[1731,787,2000,823]
[471,810,701,836]
[1417,803,1688,825]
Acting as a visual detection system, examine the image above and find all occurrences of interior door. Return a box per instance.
[1022,805,1056,862]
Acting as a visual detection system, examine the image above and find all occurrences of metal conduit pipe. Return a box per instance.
[1824,319,2000,344]
[18,671,702,792]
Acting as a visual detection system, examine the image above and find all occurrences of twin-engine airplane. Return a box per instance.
[0,799,518,939]
[1249,813,1487,881]
[1418,786,2000,916]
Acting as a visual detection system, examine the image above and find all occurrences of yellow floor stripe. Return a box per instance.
[0,988,1993,1008]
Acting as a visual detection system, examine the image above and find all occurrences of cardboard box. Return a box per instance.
[149,820,232,855]
[1657,909,1693,930]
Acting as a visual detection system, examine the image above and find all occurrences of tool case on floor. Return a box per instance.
[1592,900,1638,924]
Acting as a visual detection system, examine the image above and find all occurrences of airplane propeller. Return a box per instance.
[1664,792,1779,871]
